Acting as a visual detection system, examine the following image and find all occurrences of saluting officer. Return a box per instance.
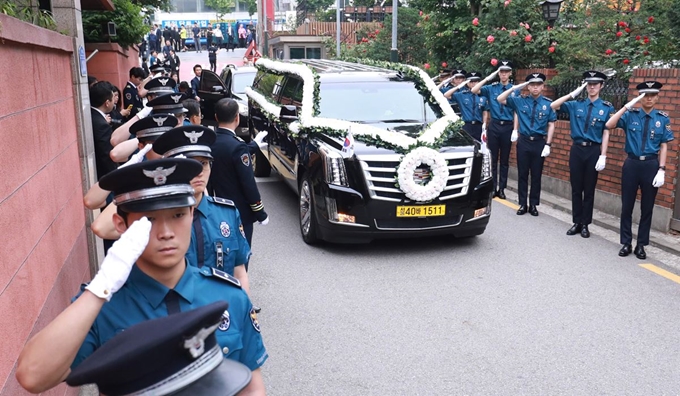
[16,158,267,395]
[551,70,615,238]
[443,71,487,141]
[153,125,252,292]
[471,60,518,199]
[123,67,145,121]
[436,68,453,101]
[605,81,674,259]
[498,73,556,216]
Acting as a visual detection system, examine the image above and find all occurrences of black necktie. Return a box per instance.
[641,115,651,152]
[192,212,205,268]
[165,290,181,315]
[530,100,538,128]
[500,86,507,113]
[584,103,593,138]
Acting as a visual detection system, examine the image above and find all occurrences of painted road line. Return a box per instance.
[639,263,680,285]
[494,197,519,211]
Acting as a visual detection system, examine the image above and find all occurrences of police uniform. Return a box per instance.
[73,158,268,373]
[617,81,674,255]
[478,60,519,195]
[123,81,143,121]
[445,69,467,113]
[209,127,268,251]
[559,71,615,235]
[450,71,486,141]
[153,125,252,273]
[66,302,253,396]
[506,73,557,214]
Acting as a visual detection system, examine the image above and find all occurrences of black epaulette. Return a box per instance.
[602,100,613,107]
[211,196,235,206]
[658,111,669,118]
[543,97,553,102]
[200,267,242,288]
[232,135,245,142]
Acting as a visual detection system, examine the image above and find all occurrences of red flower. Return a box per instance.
[623,59,630,64]
[648,16,654,23]
[424,15,430,21]
[635,35,641,40]
[616,31,623,37]
[490,58,498,66]
[625,27,631,33]
[510,30,518,36]
[487,35,495,43]
[548,46,555,53]
[442,62,448,68]
[424,63,430,69]
[644,37,650,43]
[472,18,479,26]
[644,50,650,55]
[618,21,627,27]
[605,49,613,55]
[525,34,532,42]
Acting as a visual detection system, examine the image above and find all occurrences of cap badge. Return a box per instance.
[183,322,220,359]
[532,73,539,78]
[143,165,177,186]
[158,78,169,86]
[502,61,508,65]
[152,116,168,126]
[589,72,596,77]
[646,82,655,88]
[184,130,204,144]
[218,309,230,331]
[220,221,231,237]
[171,95,183,103]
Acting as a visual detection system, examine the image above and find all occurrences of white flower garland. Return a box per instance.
[397,147,449,202]
[405,65,457,119]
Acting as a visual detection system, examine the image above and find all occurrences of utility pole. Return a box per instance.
[336,0,341,57]
[263,0,269,57]
[390,0,397,62]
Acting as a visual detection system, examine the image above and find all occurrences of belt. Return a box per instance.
[492,120,513,125]
[627,154,658,161]
[464,121,481,125]
[522,134,545,141]
[573,141,600,147]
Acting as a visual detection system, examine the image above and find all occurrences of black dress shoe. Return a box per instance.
[618,244,632,257]
[580,225,590,238]
[529,205,539,216]
[253,305,262,313]
[634,245,646,260]
[566,223,582,236]
[516,205,527,215]
[493,190,499,198]
[497,189,506,200]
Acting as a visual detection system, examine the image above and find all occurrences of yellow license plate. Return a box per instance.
[396,205,446,217]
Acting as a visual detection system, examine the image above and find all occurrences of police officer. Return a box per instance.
[66,302,254,396]
[123,67,145,121]
[551,71,615,237]
[471,60,518,199]
[153,125,252,291]
[605,81,674,259]
[498,73,556,216]
[16,158,267,395]
[443,71,487,141]
[210,98,268,253]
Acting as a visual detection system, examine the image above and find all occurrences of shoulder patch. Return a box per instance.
[602,100,613,107]
[629,108,640,112]
[658,111,669,118]
[211,196,235,206]
[201,267,242,288]
[233,135,245,142]
[521,94,529,98]
[543,97,553,102]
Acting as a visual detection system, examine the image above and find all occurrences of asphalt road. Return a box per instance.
[177,48,246,82]
[248,175,680,395]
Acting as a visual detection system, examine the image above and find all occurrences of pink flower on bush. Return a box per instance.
[510,30,517,36]
[472,18,479,26]
[490,58,498,66]
[424,63,430,69]
[487,35,495,43]
[605,49,613,55]
[524,34,532,42]
[616,31,623,37]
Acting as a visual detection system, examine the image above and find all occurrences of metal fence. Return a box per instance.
[551,78,629,120]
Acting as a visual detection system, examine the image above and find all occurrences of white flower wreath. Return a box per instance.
[397,147,449,202]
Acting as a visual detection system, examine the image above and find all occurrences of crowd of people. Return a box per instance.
[435,61,672,259]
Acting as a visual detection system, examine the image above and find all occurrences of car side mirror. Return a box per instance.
[280,105,298,123]
[212,85,224,92]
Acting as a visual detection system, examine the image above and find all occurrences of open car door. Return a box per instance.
[198,69,228,128]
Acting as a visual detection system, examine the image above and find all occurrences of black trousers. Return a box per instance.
[517,136,545,206]
[570,144,600,225]
[487,120,513,191]
[242,220,254,271]
[620,158,659,246]
[463,122,482,141]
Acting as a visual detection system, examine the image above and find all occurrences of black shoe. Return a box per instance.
[493,190,499,198]
[618,244,632,257]
[634,245,646,260]
[566,223,582,236]
[497,189,506,200]
[529,205,539,216]
[516,205,527,215]
[253,305,262,313]
[580,225,590,238]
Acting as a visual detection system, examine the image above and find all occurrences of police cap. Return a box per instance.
[144,76,177,95]
[150,62,166,74]
[99,158,201,213]
[636,80,663,94]
[154,125,216,159]
[525,72,546,83]
[465,71,482,81]
[147,92,188,115]
[130,114,178,143]
[452,69,467,78]
[583,70,607,83]
[439,68,452,77]
[498,60,513,71]
[66,301,253,396]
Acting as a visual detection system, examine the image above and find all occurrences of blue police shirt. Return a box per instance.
[506,95,557,136]
[186,195,251,274]
[451,91,486,123]
[439,83,455,104]
[560,98,614,144]
[480,83,519,121]
[616,108,674,156]
[72,264,268,371]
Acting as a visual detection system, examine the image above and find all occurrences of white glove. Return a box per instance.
[485,69,500,81]
[259,216,269,225]
[541,145,551,157]
[86,217,151,301]
[119,144,152,168]
[625,93,645,110]
[253,131,268,148]
[455,79,469,91]
[511,129,518,142]
[136,105,152,120]
[513,81,531,90]
[652,169,665,188]
[441,77,454,86]
[570,82,588,99]
[595,155,606,171]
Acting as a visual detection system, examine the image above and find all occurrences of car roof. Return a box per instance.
[270,59,401,83]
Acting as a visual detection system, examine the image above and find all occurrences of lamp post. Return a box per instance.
[336,0,341,57]
[540,0,563,68]
[390,0,397,62]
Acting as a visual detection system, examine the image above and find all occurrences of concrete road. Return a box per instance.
[248,175,680,395]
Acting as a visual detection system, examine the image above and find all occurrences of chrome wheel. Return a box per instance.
[299,180,312,236]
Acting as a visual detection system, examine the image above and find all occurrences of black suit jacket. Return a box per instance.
[90,108,118,180]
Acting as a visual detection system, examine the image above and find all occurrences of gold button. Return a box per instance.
[222,347,229,354]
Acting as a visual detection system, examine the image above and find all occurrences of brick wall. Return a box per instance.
[510,68,678,212]
[85,43,141,95]
[0,15,89,396]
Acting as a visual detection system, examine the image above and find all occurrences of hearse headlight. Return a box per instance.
[319,145,349,187]
[481,150,491,180]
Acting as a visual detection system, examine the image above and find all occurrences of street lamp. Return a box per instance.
[539,0,564,27]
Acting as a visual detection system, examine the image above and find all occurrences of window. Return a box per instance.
[305,47,321,59]
[289,47,305,59]
[279,77,303,106]
[254,71,284,100]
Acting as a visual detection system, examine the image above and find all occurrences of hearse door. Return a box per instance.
[198,70,228,128]
[270,76,303,185]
